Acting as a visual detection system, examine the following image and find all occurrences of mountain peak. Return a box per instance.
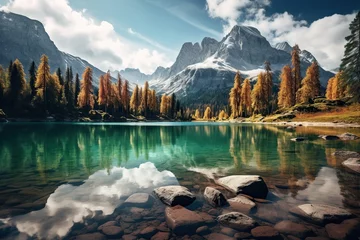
[228,25,263,38]
[274,42,292,54]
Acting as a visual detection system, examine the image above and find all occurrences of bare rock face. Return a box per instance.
[217,212,257,231]
[124,193,154,208]
[290,204,354,225]
[216,175,268,199]
[342,158,360,173]
[274,220,313,238]
[203,187,228,207]
[227,195,256,213]
[165,205,214,235]
[154,186,195,207]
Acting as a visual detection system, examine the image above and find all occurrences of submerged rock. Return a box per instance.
[154,186,195,207]
[338,133,359,141]
[320,135,339,140]
[150,231,170,240]
[227,195,256,213]
[101,226,124,238]
[251,226,281,239]
[206,233,235,240]
[325,218,360,240]
[124,193,154,208]
[290,204,353,225]
[203,187,227,207]
[332,151,360,158]
[291,137,306,142]
[342,158,360,173]
[216,175,268,199]
[217,212,257,231]
[274,220,313,238]
[165,205,212,235]
[75,232,106,240]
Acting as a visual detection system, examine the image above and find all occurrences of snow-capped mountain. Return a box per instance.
[145,25,333,105]
[0,11,108,86]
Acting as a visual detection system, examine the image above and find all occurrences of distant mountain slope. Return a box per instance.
[0,11,108,86]
[145,25,334,105]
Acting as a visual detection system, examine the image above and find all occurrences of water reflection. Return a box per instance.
[5,162,178,239]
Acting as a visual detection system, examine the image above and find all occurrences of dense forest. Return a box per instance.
[0,12,359,122]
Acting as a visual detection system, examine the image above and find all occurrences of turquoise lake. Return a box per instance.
[0,122,359,239]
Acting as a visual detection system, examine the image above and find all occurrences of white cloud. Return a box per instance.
[0,0,173,74]
[205,0,355,70]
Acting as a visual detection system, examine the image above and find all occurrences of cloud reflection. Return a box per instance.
[6,162,178,239]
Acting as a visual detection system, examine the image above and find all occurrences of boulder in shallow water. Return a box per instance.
[154,186,195,206]
[203,187,227,207]
[165,205,212,235]
[124,193,154,208]
[290,204,353,225]
[251,226,281,239]
[217,212,257,231]
[216,175,268,199]
[325,218,360,240]
[227,195,256,213]
[338,133,359,141]
[274,220,313,238]
[319,135,339,140]
[342,158,360,173]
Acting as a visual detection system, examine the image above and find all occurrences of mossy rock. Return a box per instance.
[292,104,320,113]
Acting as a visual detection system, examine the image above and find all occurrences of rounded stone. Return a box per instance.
[274,220,313,238]
[154,186,195,207]
[101,226,124,238]
[204,187,228,207]
[251,226,280,239]
[217,212,257,231]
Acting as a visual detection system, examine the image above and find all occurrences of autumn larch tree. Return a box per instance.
[160,94,168,117]
[8,59,26,110]
[252,72,267,115]
[98,75,106,110]
[74,73,80,107]
[340,11,360,101]
[121,80,130,115]
[203,107,212,120]
[240,78,252,117]
[141,81,149,117]
[218,110,227,120]
[291,44,301,101]
[229,71,242,118]
[326,77,335,100]
[130,84,140,115]
[278,65,294,108]
[47,72,62,111]
[78,67,95,111]
[29,61,37,98]
[117,73,123,112]
[296,61,321,103]
[35,55,51,111]
[194,109,201,119]
[149,89,157,116]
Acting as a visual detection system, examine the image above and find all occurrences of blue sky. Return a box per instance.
[0,0,359,73]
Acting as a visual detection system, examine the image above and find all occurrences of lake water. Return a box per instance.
[0,122,359,239]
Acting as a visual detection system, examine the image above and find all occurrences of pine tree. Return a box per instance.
[240,78,252,117]
[104,71,112,111]
[130,85,140,115]
[78,67,94,111]
[278,65,294,108]
[203,107,212,120]
[296,61,321,103]
[229,71,242,118]
[8,59,27,107]
[117,73,123,112]
[56,67,64,86]
[264,61,273,114]
[98,75,106,109]
[65,66,74,109]
[326,77,335,100]
[29,61,36,98]
[252,73,267,115]
[0,66,5,107]
[292,44,301,99]
[340,11,360,101]
[74,73,80,107]
[170,93,176,118]
[35,55,51,111]
[122,80,130,115]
